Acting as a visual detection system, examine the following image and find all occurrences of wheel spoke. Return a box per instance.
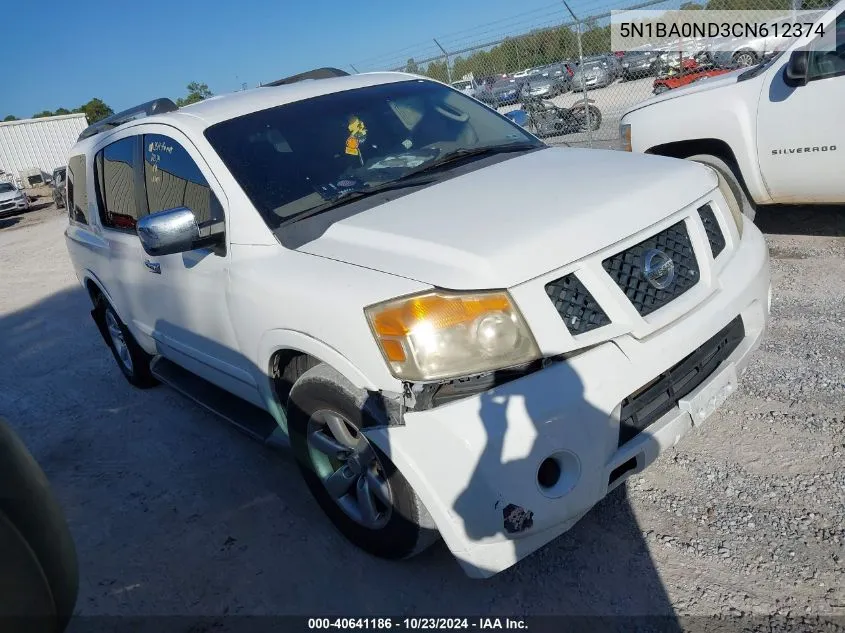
[356,476,379,526]
[308,429,350,458]
[365,470,391,506]
[321,412,359,449]
[324,465,357,499]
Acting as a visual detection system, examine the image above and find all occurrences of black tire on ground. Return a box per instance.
[99,302,158,389]
[0,418,78,633]
[686,153,757,223]
[287,364,439,560]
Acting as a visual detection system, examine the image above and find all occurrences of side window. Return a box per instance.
[97,137,142,231]
[66,155,88,225]
[143,134,222,225]
[808,12,845,81]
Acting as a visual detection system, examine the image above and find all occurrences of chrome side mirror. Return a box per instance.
[137,207,224,256]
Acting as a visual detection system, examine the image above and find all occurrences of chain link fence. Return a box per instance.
[348,0,834,150]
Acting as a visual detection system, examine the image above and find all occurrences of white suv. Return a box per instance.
[64,68,771,578]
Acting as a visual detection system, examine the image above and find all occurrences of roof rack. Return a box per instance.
[261,67,349,87]
[77,98,178,141]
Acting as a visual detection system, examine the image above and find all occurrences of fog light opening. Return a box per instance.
[537,457,562,489]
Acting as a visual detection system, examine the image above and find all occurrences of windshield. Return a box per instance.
[451,80,471,90]
[0,183,15,193]
[579,61,604,71]
[492,80,519,91]
[205,79,540,229]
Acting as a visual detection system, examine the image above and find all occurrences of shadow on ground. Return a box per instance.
[756,204,845,237]
[1,284,679,625]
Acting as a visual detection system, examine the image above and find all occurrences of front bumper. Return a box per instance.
[367,217,770,578]
[0,198,29,217]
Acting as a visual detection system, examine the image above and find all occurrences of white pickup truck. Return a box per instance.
[620,3,844,221]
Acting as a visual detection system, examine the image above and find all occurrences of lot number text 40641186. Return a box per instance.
[307,618,528,630]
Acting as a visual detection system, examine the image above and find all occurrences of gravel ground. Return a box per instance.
[0,200,843,628]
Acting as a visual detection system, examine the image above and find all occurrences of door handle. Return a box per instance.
[144,259,161,274]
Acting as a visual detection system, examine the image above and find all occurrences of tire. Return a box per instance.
[100,302,158,389]
[287,364,438,560]
[0,418,78,632]
[686,153,756,223]
[733,50,757,67]
[654,84,670,94]
[574,105,602,131]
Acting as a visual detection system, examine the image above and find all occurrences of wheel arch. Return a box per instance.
[645,138,761,205]
[258,329,388,433]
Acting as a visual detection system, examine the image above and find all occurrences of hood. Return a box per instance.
[296,148,718,289]
[0,188,22,203]
[624,67,753,114]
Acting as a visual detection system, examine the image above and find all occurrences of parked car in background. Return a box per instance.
[709,10,827,69]
[523,72,571,98]
[572,59,615,89]
[0,181,30,218]
[477,77,525,107]
[652,64,735,94]
[64,67,770,580]
[51,167,67,208]
[621,3,845,218]
[621,50,660,80]
[451,78,480,97]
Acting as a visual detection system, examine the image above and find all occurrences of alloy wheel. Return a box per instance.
[306,409,392,529]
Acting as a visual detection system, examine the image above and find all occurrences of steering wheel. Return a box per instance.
[435,104,469,122]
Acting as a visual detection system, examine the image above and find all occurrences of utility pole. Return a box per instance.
[433,38,452,83]
[561,0,592,144]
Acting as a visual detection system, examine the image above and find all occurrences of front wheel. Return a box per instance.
[287,364,438,560]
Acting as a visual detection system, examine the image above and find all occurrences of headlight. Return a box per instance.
[365,290,541,381]
[620,123,632,152]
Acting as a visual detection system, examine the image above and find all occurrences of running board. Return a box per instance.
[150,357,288,449]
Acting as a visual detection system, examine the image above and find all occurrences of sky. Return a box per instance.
[1,0,590,119]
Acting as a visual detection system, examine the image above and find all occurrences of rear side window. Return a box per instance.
[143,134,222,225]
[96,137,142,231]
[66,155,88,225]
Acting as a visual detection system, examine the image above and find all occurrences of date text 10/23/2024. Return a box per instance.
[307,618,528,630]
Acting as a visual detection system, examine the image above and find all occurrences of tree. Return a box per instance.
[74,98,113,124]
[54,107,71,115]
[405,58,419,74]
[175,82,213,107]
[3,115,18,122]
[33,110,55,118]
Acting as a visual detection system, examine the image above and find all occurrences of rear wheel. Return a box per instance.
[575,105,602,131]
[100,303,158,388]
[287,364,438,560]
[686,153,756,222]
[733,51,757,67]
[653,84,670,94]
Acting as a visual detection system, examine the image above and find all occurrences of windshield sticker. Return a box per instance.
[369,150,438,170]
[345,116,368,164]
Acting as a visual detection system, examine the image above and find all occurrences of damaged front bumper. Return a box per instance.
[365,221,771,579]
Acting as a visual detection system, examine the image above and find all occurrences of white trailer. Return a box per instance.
[0,114,88,187]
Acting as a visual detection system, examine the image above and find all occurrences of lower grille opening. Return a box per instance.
[609,457,638,486]
[618,315,745,448]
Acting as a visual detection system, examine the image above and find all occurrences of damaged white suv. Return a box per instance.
[64,68,771,578]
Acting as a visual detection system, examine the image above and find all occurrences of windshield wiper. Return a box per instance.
[398,141,543,179]
[278,175,438,227]
[278,141,541,228]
